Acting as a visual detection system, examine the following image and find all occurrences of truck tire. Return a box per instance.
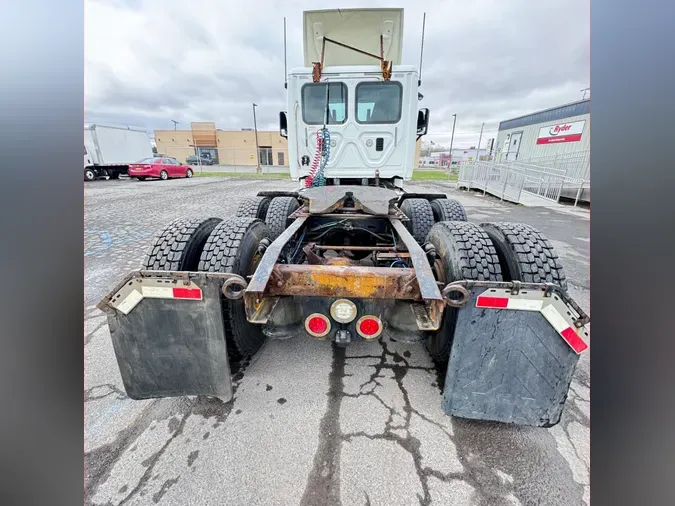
[426,221,502,362]
[430,198,467,222]
[480,222,568,291]
[109,172,120,180]
[84,168,95,181]
[400,198,434,244]
[235,196,271,220]
[198,217,269,359]
[265,196,299,241]
[143,217,222,271]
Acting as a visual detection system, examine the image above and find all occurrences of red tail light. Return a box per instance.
[356,316,383,340]
[305,313,331,338]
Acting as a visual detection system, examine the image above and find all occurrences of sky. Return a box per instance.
[85,0,589,149]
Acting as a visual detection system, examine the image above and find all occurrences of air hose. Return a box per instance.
[305,130,323,188]
[305,128,330,187]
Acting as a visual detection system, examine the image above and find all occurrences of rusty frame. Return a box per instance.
[241,211,446,330]
[265,264,421,300]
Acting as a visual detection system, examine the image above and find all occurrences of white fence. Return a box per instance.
[458,152,590,206]
[518,150,590,181]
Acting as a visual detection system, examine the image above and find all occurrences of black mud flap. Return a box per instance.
[98,271,237,401]
[442,283,589,427]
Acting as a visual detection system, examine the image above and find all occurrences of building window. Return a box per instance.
[258,146,273,165]
[301,83,347,125]
[355,82,402,124]
[277,152,285,166]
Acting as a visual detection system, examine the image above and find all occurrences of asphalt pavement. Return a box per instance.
[85,177,590,506]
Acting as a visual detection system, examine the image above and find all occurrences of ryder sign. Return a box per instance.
[537,120,586,144]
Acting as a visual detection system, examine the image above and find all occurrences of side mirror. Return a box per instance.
[417,108,430,135]
[279,111,288,139]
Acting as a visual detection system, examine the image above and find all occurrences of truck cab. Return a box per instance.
[279,8,429,187]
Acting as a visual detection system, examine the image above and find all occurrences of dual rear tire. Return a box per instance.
[425,220,568,362]
[143,216,269,360]
[401,197,467,244]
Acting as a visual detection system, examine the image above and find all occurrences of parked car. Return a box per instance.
[185,155,214,165]
[128,157,194,180]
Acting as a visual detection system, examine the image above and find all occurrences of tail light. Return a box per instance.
[305,313,331,338]
[356,316,383,340]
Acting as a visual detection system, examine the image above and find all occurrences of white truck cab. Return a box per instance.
[280,8,429,186]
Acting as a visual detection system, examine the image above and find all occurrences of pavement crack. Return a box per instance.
[85,321,107,346]
[86,362,250,505]
[85,384,128,402]
[117,414,189,505]
[152,477,179,504]
[300,342,346,506]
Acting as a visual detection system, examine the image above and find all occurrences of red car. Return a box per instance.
[128,157,194,181]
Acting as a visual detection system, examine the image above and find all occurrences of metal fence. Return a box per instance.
[458,162,528,203]
[516,150,590,180]
[459,155,590,206]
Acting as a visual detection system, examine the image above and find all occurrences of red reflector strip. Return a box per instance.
[560,327,588,354]
[476,296,509,308]
[172,287,202,299]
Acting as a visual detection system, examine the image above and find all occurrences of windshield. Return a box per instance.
[356,82,402,124]
[302,83,347,125]
[136,157,163,164]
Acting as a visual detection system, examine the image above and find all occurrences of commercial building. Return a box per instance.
[156,121,423,169]
[493,99,590,203]
[494,99,590,175]
[155,122,289,167]
[419,148,488,167]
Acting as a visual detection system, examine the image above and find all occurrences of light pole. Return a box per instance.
[252,103,261,174]
[476,122,484,161]
[476,122,485,195]
[448,113,457,177]
[189,144,202,174]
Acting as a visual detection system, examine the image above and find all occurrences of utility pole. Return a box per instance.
[448,113,457,178]
[171,120,179,130]
[252,103,261,174]
[476,122,484,161]
[477,122,485,194]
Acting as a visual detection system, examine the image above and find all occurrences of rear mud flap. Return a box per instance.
[98,272,235,401]
[442,284,588,427]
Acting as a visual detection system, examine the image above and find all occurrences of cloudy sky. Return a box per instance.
[85,0,589,148]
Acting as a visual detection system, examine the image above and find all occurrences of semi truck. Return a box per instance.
[84,124,154,181]
[97,8,589,428]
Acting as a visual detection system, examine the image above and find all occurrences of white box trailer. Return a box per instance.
[84,124,154,181]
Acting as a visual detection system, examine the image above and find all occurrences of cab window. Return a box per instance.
[302,83,347,125]
[356,82,403,124]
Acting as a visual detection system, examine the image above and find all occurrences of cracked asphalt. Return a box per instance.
[85,177,590,506]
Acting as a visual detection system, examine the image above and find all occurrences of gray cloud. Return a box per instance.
[86,0,589,148]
